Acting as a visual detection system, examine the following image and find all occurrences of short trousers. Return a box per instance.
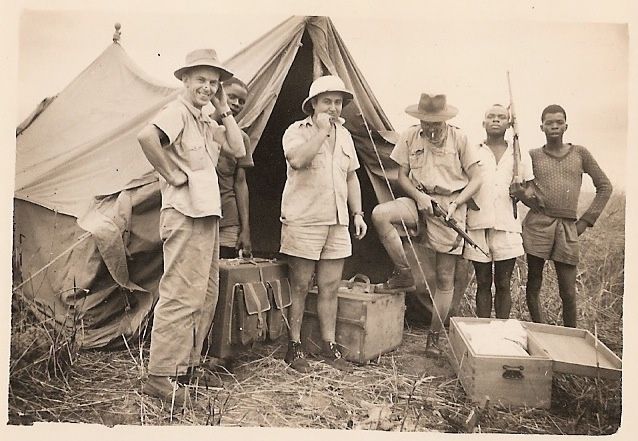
[219,225,240,248]
[395,196,467,255]
[280,224,352,260]
[522,211,579,265]
[463,228,524,263]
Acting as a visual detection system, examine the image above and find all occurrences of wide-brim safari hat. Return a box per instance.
[174,48,233,81]
[302,75,354,115]
[405,93,458,122]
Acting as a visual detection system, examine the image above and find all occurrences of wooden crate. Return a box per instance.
[301,286,405,364]
[447,317,622,409]
[448,317,553,408]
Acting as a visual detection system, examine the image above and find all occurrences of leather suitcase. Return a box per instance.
[301,275,406,364]
[207,257,290,359]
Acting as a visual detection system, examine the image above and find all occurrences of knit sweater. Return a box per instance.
[530,144,612,225]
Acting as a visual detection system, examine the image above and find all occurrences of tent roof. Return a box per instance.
[15,16,397,217]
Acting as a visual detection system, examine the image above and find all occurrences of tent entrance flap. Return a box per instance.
[247,29,314,256]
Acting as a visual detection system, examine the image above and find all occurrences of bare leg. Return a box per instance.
[526,254,546,323]
[286,256,316,342]
[316,258,345,342]
[493,258,516,319]
[554,261,578,327]
[472,261,493,318]
[372,199,419,290]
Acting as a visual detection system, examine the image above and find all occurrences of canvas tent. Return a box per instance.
[14,16,470,348]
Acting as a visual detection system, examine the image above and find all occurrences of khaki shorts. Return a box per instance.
[219,225,240,248]
[280,224,351,260]
[396,196,467,255]
[522,211,579,265]
[463,228,524,263]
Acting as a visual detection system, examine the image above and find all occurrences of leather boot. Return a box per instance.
[284,340,311,373]
[378,267,416,293]
[425,331,443,358]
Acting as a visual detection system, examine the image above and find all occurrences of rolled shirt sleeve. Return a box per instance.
[389,129,411,167]
[458,133,481,172]
[152,103,185,146]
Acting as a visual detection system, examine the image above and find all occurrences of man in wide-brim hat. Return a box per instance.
[371,93,482,357]
[279,75,367,373]
[137,48,246,405]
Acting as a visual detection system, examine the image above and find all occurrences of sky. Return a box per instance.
[13,1,630,191]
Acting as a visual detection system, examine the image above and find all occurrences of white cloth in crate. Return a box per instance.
[458,319,529,357]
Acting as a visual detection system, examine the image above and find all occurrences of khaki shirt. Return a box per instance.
[152,95,222,218]
[281,116,359,226]
[390,124,480,196]
[468,142,534,232]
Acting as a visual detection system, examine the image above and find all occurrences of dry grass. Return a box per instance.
[8,194,624,433]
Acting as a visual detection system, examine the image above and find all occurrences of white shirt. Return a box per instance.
[467,142,534,233]
[280,116,359,226]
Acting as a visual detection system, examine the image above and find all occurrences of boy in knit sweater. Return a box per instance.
[522,104,612,327]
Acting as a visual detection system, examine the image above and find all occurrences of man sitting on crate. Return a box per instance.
[280,75,367,372]
[371,93,482,357]
[137,49,245,404]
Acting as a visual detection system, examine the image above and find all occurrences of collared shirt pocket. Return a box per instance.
[309,150,325,169]
[408,148,425,169]
[186,143,209,171]
[431,146,459,170]
[181,129,210,171]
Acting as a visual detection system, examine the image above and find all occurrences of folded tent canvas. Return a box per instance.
[13,16,471,348]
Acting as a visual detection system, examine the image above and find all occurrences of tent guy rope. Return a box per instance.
[12,232,92,293]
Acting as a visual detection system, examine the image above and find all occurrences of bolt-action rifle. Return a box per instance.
[423,195,490,258]
[507,71,523,219]
[416,185,490,257]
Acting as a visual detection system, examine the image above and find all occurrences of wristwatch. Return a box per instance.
[352,211,364,218]
[219,109,233,119]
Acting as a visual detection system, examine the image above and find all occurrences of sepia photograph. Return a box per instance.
[3,0,634,438]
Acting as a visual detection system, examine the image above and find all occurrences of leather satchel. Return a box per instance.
[232,282,271,346]
[266,279,292,341]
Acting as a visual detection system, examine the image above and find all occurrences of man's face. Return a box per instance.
[312,92,344,118]
[483,105,510,136]
[420,120,446,143]
[224,83,248,117]
[540,112,568,140]
[183,66,221,109]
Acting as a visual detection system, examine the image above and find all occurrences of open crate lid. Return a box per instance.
[522,322,622,381]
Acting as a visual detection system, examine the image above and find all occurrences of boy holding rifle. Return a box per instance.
[463,103,534,318]
[371,93,482,357]
[523,104,612,327]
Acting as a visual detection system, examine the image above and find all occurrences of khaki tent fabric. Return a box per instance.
[14,16,470,348]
